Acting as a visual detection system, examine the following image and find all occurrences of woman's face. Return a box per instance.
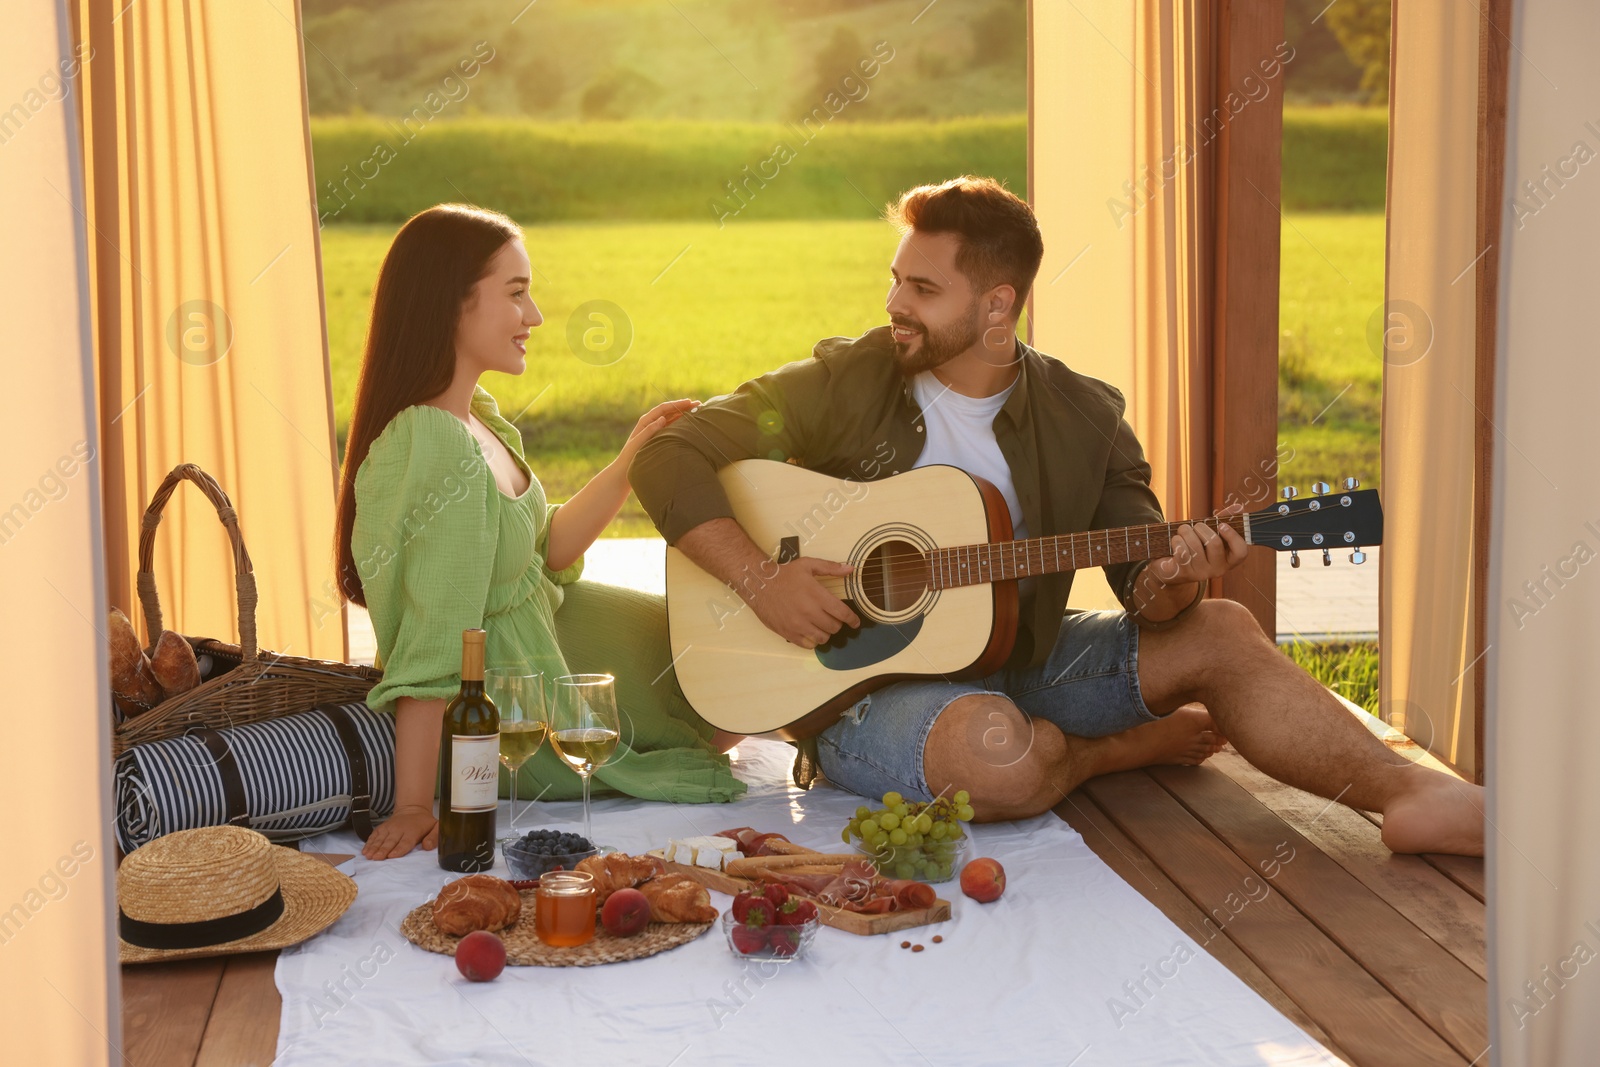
[454,237,542,377]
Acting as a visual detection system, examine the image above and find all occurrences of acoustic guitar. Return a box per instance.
[664,460,1382,740]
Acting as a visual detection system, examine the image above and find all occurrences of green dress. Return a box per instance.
[353,384,744,804]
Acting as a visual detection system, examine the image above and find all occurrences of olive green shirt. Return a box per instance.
[628,325,1167,673]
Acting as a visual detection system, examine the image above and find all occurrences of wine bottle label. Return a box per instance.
[449,734,499,813]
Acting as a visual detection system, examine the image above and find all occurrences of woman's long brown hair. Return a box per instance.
[335,203,522,606]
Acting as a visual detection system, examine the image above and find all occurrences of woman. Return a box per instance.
[336,204,740,861]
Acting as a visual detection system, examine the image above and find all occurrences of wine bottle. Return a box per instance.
[438,628,499,872]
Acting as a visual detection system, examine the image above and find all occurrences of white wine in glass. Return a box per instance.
[485,669,548,835]
[549,673,621,849]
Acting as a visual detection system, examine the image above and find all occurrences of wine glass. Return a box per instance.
[548,673,621,849]
[485,668,548,835]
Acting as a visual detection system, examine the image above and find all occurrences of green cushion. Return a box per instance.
[496,579,746,805]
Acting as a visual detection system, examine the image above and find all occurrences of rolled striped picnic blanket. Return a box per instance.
[114,701,395,852]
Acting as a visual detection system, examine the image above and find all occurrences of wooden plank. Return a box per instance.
[1209,751,1486,977]
[661,860,951,937]
[1055,791,1353,1065]
[1149,764,1488,1060]
[1211,0,1285,633]
[1083,770,1467,1067]
[121,957,225,1067]
[194,952,281,1067]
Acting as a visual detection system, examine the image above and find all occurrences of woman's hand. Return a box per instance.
[616,398,699,467]
[360,804,438,860]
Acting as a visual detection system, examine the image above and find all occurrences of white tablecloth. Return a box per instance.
[274,740,1338,1066]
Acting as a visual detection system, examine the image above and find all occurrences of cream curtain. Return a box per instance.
[0,1,120,1061]
[1030,1,1280,624]
[76,0,344,662]
[1381,3,1484,778]
[1488,0,1600,1059]
[1030,1,1213,611]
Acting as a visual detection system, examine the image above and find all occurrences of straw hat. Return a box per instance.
[118,825,357,964]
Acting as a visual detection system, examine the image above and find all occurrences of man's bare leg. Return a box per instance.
[924,599,1483,855]
[1135,599,1483,855]
[923,696,1225,822]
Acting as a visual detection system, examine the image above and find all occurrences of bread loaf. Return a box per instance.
[109,608,164,708]
[431,873,522,936]
[150,630,201,698]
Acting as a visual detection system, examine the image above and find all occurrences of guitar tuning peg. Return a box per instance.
[1349,548,1367,565]
[1341,477,1361,491]
[1290,549,1301,568]
[1282,486,1298,500]
[1322,548,1332,566]
[1311,481,1331,495]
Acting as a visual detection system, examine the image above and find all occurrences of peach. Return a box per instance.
[601,887,651,937]
[455,930,507,981]
[960,857,1006,903]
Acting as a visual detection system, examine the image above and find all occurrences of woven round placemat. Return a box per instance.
[400,889,714,967]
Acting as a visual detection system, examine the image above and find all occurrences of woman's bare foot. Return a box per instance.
[1380,767,1486,856]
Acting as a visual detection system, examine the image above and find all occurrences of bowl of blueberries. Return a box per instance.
[501,829,599,880]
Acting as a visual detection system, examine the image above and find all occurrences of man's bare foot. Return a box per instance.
[1102,704,1227,773]
[1380,767,1486,856]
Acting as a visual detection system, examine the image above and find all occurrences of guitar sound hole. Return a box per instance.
[858,539,929,615]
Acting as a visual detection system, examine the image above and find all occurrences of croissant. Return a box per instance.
[575,853,664,905]
[639,874,718,923]
[432,873,522,936]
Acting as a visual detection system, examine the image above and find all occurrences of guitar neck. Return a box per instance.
[927,514,1246,590]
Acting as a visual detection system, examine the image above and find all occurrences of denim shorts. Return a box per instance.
[814,609,1158,802]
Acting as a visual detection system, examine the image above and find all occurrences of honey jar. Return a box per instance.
[534,870,596,947]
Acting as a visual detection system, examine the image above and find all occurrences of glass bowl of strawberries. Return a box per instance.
[722,884,821,962]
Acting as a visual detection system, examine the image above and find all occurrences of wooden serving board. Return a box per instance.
[662,861,951,937]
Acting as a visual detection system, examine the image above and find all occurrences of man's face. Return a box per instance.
[885,230,982,375]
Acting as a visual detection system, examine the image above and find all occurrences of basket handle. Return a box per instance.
[136,463,258,663]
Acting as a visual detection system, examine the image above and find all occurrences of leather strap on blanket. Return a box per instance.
[194,729,251,829]
[320,702,376,842]
[194,706,377,842]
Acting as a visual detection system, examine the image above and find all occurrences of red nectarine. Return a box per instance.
[456,930,507,981]
[601,887,651,937]
[960,857,1006,903]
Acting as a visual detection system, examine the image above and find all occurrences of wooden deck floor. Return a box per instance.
[1055,751,1487,1067]
[121,753,1486,1066]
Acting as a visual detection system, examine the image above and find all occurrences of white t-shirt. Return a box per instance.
[910,369,1029,540]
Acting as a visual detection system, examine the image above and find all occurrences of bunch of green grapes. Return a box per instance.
[841,790,977,882]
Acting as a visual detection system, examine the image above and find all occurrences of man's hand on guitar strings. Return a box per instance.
[743,556,861,650]
[1150,503,1250,586]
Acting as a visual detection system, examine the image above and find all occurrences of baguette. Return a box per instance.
[724,853,857,877]
[150,630,201,698]
[109,608,164,709]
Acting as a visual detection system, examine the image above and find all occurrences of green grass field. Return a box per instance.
[324,209,1384,534]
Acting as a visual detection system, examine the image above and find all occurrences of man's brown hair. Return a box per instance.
[886,175,1044,316]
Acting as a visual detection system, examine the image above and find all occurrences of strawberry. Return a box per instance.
[731,890,773,927]
[763,883,789,909]
[777,897,817,926]
[768,925,802,956]
[731,921,769,955]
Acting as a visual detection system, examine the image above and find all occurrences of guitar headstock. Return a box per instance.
[1246,478,1381,567]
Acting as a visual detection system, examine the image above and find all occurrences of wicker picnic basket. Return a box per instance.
[111,463,382,757]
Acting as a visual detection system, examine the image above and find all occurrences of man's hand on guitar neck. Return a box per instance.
[1133,503,1251,624]
[675,517,861,649]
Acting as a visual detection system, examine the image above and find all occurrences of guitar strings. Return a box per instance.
[794,500,1370,600]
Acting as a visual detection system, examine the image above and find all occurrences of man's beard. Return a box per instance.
[890,302,982,375]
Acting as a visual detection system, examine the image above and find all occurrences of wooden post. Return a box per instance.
[1210,0,1285,634]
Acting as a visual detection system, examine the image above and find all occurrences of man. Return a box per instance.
[629,176,1483,856]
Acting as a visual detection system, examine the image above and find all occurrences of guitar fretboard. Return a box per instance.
[926,514,1246,590]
